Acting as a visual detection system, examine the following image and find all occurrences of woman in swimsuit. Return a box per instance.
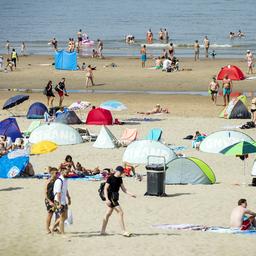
[85,65,95,87]
[222,75,232,106]
[246,50,253,74]
[251,97,256,123]
[45,80,55,108]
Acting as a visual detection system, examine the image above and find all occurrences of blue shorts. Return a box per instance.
[141,54,147,62]
[223,88,231,95]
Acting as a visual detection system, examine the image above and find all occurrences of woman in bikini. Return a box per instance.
[85,65,95,87]
[251,97,256,123]
[222,75,232,106]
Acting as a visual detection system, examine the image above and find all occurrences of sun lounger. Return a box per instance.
[120,128,138,146]
[76,128,97,142]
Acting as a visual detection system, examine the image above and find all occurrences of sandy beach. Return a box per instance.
[0,56,256,256]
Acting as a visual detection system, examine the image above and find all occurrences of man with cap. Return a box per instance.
[246,50,254,74]
[101,165,136,237]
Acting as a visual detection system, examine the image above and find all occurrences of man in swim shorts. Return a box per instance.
[230,199,256,230]
[101,166,136,237]
[222,75,232,106]
[208,76,219,105]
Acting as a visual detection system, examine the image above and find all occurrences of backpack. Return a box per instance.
[47,178,63,201]
[43,87,47,95]
[98,182,106,201]
[55,84,60,92]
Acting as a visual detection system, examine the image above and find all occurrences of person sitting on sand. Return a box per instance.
[192,131,206,150]
[155,57,163,69]
[230,199,256,230]
[45,167,58,234]
[5,58,14,71]
[60,155,76,172]
[137,104,169,115]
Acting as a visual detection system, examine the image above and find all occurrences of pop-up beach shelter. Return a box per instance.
[27,102,48,119]
[199,130,254,153]
[86,107,113,125]
[93,126,120,149]
[217,65,245,80]
[122,140,176,164]
[0,150,29,178]
[219,95,251,119]
[0,118,22,142]
[55,50,77,71]
[165,157,216,185]
[55,111,82,125]
[29,122,83,145]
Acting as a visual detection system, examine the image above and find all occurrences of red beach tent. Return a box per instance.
[86,107,113,125]
[217,65,245,80]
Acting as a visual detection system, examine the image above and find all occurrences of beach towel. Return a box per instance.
[124,118,163,122]
[152,224,256,235]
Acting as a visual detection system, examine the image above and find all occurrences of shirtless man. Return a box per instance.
[158,29,164,41]
[246,50,253,74]
[208,76,219,104]
[230,199,256,230]
[146,29,153,44]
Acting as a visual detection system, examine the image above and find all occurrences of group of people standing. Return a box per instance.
[45,165,136,236]
[194,36,211,61]
[146,28,169,44]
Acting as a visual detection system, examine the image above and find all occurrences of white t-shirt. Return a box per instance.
[53,175,68,205]
[163,59,172,70]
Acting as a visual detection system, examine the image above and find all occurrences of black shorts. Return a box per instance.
[45,198,55,213]
[251,109,256,113]
[211,90,218,95]
[54,201,68,214]
[78,37,82,42]
[109,199,120,208]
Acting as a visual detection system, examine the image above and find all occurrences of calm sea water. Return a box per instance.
[0,0,255,57]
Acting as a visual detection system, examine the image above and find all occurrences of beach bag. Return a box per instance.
[55,84,60,92]
[65,209,73,225]
[98,182,106,201]
[43,87,47,95]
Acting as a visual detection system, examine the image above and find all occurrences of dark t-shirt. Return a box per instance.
[106,175,123,193]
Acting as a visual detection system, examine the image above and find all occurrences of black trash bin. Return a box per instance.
[145,163,166,196]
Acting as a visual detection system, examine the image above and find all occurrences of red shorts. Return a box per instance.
[241,219,252,230]
[58,91,64,97]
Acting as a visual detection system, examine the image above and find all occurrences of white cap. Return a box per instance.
[247,50,250,53]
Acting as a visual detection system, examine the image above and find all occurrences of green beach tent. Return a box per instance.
[219,95,251,119]
[165,157,216,185]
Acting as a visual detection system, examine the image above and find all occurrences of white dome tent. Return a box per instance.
[200,130,254,153]
[29,122,83,145]
[122,140,176,165]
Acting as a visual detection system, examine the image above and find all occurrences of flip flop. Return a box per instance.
[122,231,132,237]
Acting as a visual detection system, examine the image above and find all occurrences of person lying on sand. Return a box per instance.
[230,199,256,230]
[75,162,100,176]
[137,104,169,115]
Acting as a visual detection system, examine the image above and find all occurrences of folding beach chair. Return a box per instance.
[146,128,162,141]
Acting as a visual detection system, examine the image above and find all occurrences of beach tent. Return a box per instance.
[217,65,245,80]
[146,128,162,141]
[93,126,120,149]
[199,130,254,153]
[31,141,57,155]
[23,120,41,137]
[0,149,29,178]
[165,157,216,185]
[86,107,113,125]
[27,102,48,119]
[122,140,176,164]
[219,95,251,119]
[0,118,22,142]
[55,111,82,125]
[29,122,83,145]
[55,50,77,71]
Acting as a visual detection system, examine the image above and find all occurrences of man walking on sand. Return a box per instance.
[52,168,71,234]
[230,199,256,230]
[101,166,136,237]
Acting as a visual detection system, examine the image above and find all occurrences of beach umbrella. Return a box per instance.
[30,141,57,155]
[68,101,90,111]
[100,100,127,111]
[220,141,256,179]
[3,95,29,110]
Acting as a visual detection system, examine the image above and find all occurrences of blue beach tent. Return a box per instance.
[0,150,29,178]
[146,128,163,141]
[55,111,82,125]
[27,102,48,119]
[0,118,22,142]
[55,50,77,70]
